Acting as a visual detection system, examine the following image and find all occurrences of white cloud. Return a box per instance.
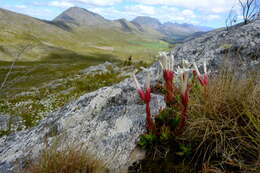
[98,5,201,24]
[131,0,238,11]
[182,9,196,18]
[49,1,74,8]
[90,7,122,18]
[73,0,123,6]
[48,0,122,7]
[205,14,221,20]
[125,5,156,15]
[15,5,27,9]
[211,7,227,13]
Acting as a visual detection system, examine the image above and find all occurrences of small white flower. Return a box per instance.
[193,62,201,76]
[145,71,151,90]
[140,67,151,90]
[182,59,191,69]
[132,70,141,90]
[180,72,189,95]
[172,59,191,76]
[193,59,208,76]
[203,59,207,74]
[159,52,174,71]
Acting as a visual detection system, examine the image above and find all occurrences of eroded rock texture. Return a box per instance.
[0,64,163,173]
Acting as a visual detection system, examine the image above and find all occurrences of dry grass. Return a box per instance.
[183,70,260,172]
[23,144,107,173]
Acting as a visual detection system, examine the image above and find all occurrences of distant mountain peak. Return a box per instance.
[53,6,108,26]
[132,16,161,29]
[65,7,100,17]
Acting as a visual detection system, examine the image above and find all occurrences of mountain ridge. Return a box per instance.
[0,6,212,61]
[131,16,213,42]
[54,7,212,39]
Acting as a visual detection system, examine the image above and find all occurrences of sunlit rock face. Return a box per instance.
[170,20,260,73]
[0,63,164,173]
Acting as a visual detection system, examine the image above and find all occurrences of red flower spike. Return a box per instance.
[193,61,209,87]
[181,89,189,107]
[137,89,145,101]
[163,70,175,105]
[198,76,205,86]
[159,53,175,104]
[180,72,189,106]
[145,99,155,131]
[178,71,190,133]
[133,72,155,132]
[204,74,208,86]
[145,88,151,103]
[192,70,197,78]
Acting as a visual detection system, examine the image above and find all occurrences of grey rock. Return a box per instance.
[0,63,165,173]
[80,61,119,75]
[0,115,23,132]
[170,20,260,73]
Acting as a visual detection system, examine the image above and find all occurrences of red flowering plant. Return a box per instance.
[132,70,155,132]
[193,60,209,97]
[193,60,209,87]
[134,54,209,154]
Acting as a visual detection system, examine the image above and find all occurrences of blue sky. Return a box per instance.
[0,0,250,28]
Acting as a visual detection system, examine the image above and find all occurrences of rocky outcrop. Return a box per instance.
[170,20,260,72]
[80,61,119,75]
[0,64,164,173]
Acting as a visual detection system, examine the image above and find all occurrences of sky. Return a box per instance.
[0,0,255,28]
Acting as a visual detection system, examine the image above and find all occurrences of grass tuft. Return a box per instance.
[23,144,107,173]
[185,70,260,171]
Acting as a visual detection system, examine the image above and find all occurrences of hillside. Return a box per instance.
[0,7,168,62]
[0,7,215,62]
[132,16,213,42]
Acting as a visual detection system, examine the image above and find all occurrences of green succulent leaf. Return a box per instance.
[138,134,157,149]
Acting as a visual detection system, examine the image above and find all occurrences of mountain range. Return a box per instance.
[0,7,212,61]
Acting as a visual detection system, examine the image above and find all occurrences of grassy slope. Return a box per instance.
[0,9,169,62]
[0,8,169,135]
[0,54,125,132]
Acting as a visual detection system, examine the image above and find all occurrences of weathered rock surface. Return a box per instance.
[170,20,260,72]
[80,61,119,75]
[0,64,164,173]
[80,61,136,78]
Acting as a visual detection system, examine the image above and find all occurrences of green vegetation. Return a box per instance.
[0,49,152,136]
[0,52,128,136]
[0,15,168,135]
[0,9,170,133]
[131,71,259,173]
[0,23,169,62]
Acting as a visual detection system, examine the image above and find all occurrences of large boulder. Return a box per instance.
[0,64,164,173]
